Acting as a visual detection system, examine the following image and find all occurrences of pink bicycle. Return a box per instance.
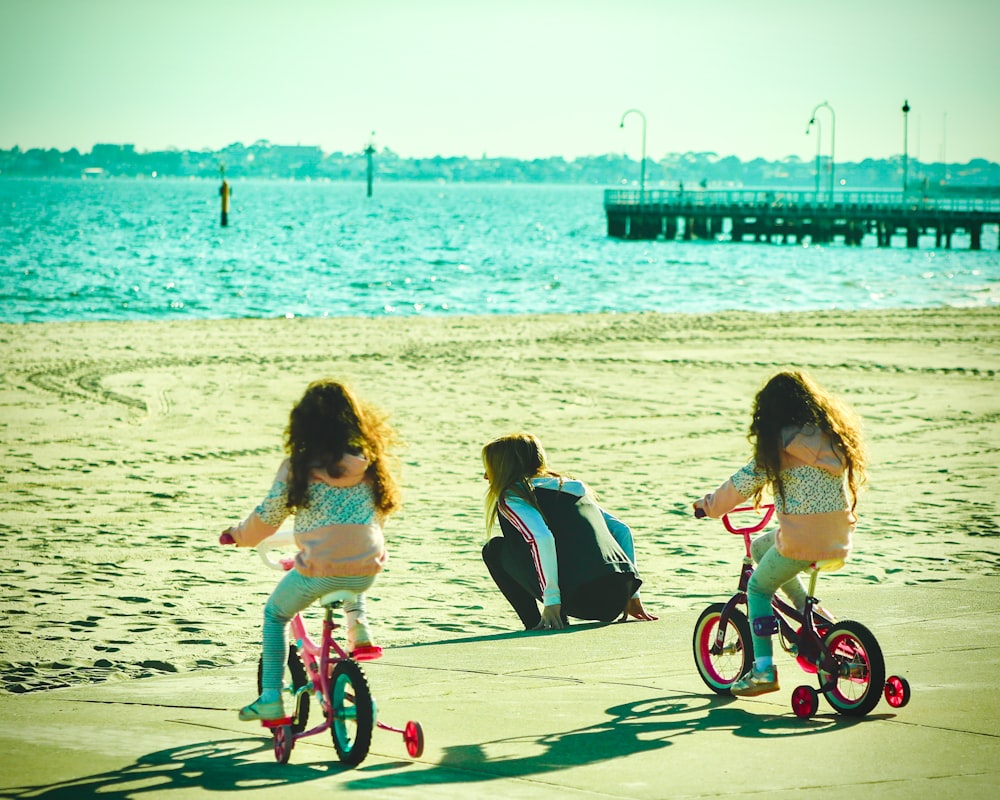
[252,531,424,764]
[692,505,911,719]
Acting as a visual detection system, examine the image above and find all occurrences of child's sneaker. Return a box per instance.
[347,622,382,660]
[731,665,780,697]
[347,621,372,651]
[238,696,285,722]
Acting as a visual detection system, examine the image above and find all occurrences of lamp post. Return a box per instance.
[619,108,647,198]
[902,99,911,193]
[805,115,822,198]
[808,101,835,201]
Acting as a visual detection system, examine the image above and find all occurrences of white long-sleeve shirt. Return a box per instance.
[499,476,639,606]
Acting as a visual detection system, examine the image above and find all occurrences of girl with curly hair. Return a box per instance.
[694,370,867,697]
[220,379,401,722]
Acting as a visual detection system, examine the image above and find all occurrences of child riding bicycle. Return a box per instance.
[219,379,402,722]
[693,370,867,697]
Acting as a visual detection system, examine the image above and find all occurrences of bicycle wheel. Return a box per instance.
[404,720,425,758]
[884,674,911,709]
[257,645,311,734]
[330,660,374,766]
[272,724,293,764]
[693,603,753,694]
[818,619,886,717]
[791,685,819,719]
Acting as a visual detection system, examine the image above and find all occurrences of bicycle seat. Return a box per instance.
[319,589,358,607]
[810,558,844,572]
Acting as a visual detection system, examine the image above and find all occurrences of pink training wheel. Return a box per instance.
[884,675,911,708]
[272,724,293,764]
[404,720,424,758]
[791,685,819,719]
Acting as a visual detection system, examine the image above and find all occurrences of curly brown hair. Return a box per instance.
[283,379,402,518]
[749,370,867,511]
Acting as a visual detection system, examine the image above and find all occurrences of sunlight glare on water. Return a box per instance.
[1,178,998,323]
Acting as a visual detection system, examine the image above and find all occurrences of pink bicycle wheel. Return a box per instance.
[884,675,911,708]
[272,724,293,764]
[692,603,753,694]
[791,685,819,719]
[404,720,424,758]
[819,620,885,717]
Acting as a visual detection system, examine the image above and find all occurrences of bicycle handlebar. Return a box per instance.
[257,529,297,571]
[721,504,775,534]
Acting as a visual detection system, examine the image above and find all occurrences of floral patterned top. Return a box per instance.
[229,455,388,577]
[698,424,857,563]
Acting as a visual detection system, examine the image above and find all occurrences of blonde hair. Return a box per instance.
[749,370,867,511]
[482,433,559,533]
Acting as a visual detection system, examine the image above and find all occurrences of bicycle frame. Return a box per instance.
[279,600,349,740]
[694,502,911,717]
[252,529,424,763]
[712,505,834,678]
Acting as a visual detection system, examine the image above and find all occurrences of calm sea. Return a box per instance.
[2,178,998,324]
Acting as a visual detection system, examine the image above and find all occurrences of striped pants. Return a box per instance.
[260,569,377,693]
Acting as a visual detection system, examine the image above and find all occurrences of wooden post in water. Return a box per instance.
[219,164,230,227]
[365,132,375,198]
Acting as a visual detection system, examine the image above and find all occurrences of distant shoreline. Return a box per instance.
[3,143,998,189]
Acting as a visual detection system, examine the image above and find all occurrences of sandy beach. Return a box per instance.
[1,307,997,696]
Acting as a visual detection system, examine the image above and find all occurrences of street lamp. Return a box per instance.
[620,108,647,198]
[805,115,822,198]
[807,101,835,201]
[902,99,911,193]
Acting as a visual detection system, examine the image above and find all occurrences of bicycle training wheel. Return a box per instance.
[884,674,911,708]
[257,645,310,734]
[818,619,886,717]
[272,724,293,764]
[693,603,753,694]
[330,659,374,766]
[791,685,819,719]
[404,720,425,758]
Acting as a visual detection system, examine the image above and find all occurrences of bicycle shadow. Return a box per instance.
[0,736,348,799]
[2,696,892,797]
[346,691,871,791]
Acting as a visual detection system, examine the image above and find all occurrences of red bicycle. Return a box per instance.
[253,531,424,764]
[692,505,911,718]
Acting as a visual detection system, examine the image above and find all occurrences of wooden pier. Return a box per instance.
[604,189,1000,249]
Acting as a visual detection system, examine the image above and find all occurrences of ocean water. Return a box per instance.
[2,177,998,324]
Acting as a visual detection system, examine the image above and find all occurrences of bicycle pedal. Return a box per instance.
[261,716,294,729]
[351,645,383,661]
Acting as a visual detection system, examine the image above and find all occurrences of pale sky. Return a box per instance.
[3,0,998,164]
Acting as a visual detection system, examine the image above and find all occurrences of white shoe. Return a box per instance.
[238,696,285,721]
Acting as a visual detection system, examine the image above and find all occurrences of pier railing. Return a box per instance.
[603,188,1000,248]
[604,188,1000,215]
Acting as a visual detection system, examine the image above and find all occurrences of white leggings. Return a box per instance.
[260,569,377,693]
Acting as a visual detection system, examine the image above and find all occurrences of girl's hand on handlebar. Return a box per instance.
[620,597,658,622]
[219,529,236,545]
[533,604,565,631]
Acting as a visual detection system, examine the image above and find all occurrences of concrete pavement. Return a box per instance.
[1,578,997,799]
